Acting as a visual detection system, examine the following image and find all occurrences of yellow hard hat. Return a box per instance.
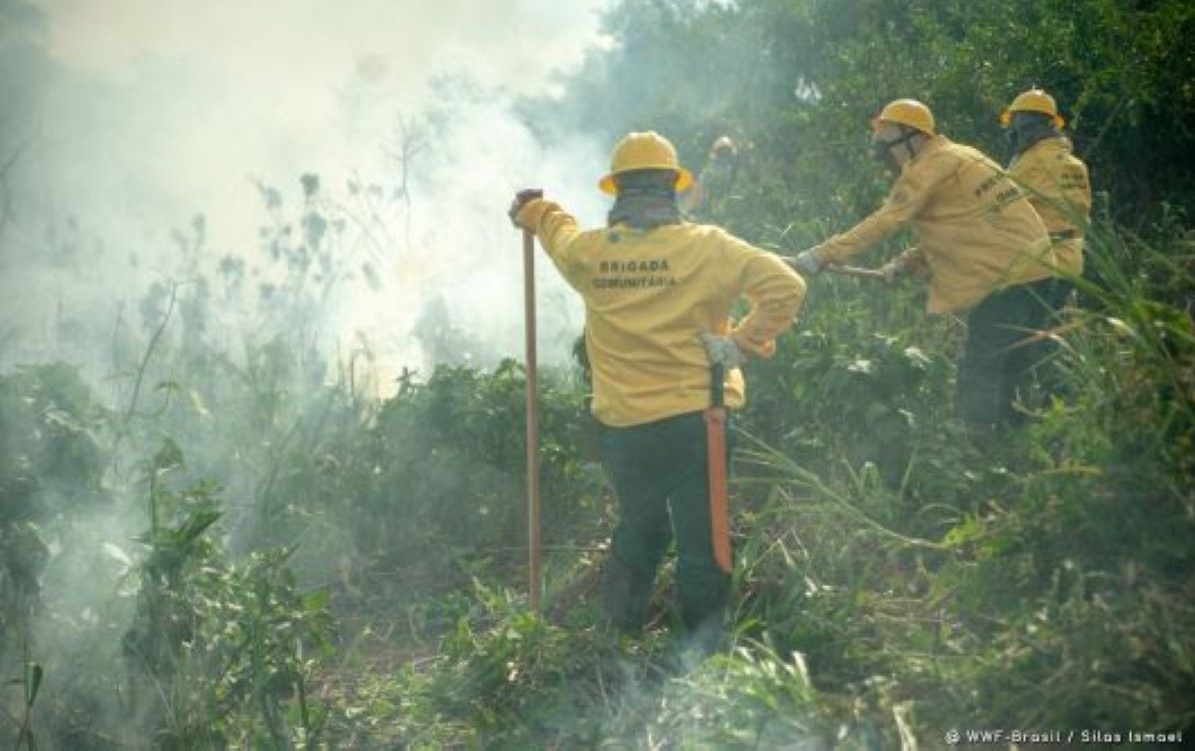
[871,99,936,135]
[599,131,695,195]
[1000,88,1065,128]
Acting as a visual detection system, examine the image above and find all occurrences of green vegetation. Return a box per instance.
[2,0,1193,747]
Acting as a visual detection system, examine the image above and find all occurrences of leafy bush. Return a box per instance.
[276,359,605,582]
[121,441,336,748]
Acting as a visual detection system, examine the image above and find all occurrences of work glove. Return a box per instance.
[878,260,904,284]
[785,248,825,277]
[508,188,544,229]
[699,332,743,370]
[880,247,924,283]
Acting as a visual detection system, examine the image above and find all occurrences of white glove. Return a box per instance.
[786,248,825,277]
[699,332,743,369]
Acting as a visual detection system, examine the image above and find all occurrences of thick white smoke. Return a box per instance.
[1,0,615,387]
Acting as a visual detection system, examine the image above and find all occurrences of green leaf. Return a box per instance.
[26,662,43,707]
[170,509,222,547]
[102,541,135,570]
[152,437,186,476]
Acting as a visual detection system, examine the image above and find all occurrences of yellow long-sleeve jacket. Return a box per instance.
[817,135,1054,314]
[1007,137,1091,276]
[517,199,805,428]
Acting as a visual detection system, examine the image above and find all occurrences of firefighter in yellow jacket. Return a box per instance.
[509,132,804,652]
[1001,87,1092,307]
[786,99,1056,436]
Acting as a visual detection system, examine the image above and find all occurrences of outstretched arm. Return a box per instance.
[513,196,588,289]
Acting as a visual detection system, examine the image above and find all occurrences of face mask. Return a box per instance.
[1004,126,1022,155]
[871,128,916,172]
[1006,113,1058,156]
[870,134,895,162]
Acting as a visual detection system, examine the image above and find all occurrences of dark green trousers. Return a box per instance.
[957,277,1056,434]
[1038,277,1076,400]
[600,411,731,646]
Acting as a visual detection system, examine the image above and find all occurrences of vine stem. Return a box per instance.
[126,282,179,422]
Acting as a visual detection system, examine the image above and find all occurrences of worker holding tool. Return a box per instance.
[509,131,804,654]
[1000,87,1092,309]
[785,99,1057,437]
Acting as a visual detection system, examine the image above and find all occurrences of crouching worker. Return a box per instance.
[786,99,1057,438]
[509,131,804,654]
